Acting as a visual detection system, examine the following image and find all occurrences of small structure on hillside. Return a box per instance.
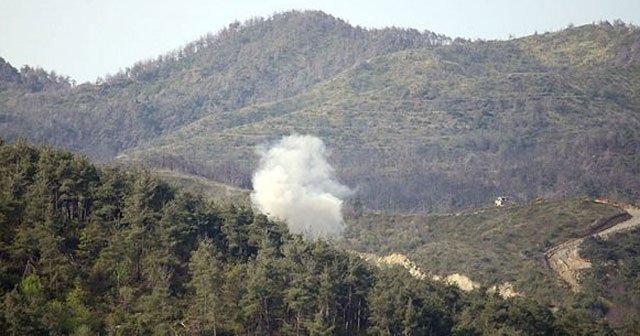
[495,196,509,207]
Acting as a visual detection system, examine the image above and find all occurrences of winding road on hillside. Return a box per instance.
[545,201,640,291]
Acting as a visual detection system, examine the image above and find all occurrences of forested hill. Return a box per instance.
[0,10,448,160]
[2,12,640,211]
[120,20,640,210]
[0,141,626,334]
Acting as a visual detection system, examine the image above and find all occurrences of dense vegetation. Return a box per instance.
[2,12,639,211]
[580,228,640,328]
[0,141,625,335]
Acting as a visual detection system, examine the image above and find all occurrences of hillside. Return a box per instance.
[344,198,622,293]
[1,12,639,212]
[120,21,640,210]
[0,10,447,161]
[342,197,640,326]
[2,141,622,335]
[155,169,250,205]
[580,226,640,326]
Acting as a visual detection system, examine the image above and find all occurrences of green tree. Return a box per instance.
[188,238,223,335]
[3,274,48,335]
[241,239,285,335]
[135,265,177,335]
[221,205,251,260]
[307,267,337,336]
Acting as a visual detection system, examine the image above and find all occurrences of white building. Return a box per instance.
[495,197,508,207]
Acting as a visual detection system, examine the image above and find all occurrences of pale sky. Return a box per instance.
[1,0,638,83]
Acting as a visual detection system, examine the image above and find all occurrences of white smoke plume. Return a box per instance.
[251,134,350,239]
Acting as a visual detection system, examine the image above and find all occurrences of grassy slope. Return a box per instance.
[154,169,250,205]
[342,197,624,306]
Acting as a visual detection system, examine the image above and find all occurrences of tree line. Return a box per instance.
[0,140,623,335]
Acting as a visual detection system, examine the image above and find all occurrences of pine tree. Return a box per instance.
[3,274,48,335]
[241,238,285,335]
[188,238,223,335]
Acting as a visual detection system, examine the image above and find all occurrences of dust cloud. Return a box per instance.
[251,134,349,239]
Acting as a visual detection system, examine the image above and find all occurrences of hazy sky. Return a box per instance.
[1,0,638,83]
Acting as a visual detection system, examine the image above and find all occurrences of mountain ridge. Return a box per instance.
[119,21,640,210]
[1,12,639,211]
[0,10,449,160]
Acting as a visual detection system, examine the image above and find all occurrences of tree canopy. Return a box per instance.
[0,140,618,335]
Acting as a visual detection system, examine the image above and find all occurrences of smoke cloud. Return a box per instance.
[251,134,350,239]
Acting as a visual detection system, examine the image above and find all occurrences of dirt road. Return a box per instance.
[544,202,640,291]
